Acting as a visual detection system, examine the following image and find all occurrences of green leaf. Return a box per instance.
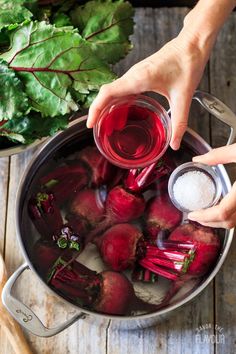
[0,59,29,121]
[0,0,35,31]
[0,112,68,144]
[52,13,73,27]
[1,21,116,117]
[70,0,134,64]
[75,90,98,109]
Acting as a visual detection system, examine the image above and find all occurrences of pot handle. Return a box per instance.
[193,90,236,145]
[2,263,86,337]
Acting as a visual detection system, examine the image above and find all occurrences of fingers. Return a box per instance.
[193,143,236,165]
[87,63,150,128]
[188,182,236,229]
[189,212,236,229]
[169,92,191,150]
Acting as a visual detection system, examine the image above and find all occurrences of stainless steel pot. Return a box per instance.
[2,91,236,337]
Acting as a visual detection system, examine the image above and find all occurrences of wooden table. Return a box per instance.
[1,7,236,354]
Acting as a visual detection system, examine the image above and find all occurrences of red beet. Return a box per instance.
[85,185,145,244]
[169,223,220,276]
[95,224,142,271]
[70,188,105,227]
[33,240,73,277]
[106,186,145,223]
[95,223,195,281]
[49,259,155,315]
[28,192,63,238]
[146,194,182,240]
[41,162,89,205]
[78,146,118,187]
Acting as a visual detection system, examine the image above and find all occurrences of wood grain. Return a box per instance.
[209,10,236,354]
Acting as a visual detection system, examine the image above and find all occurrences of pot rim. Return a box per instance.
[15,115,234,321]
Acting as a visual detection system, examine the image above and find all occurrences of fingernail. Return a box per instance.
[86,119,91,128]
[171,140,180,151]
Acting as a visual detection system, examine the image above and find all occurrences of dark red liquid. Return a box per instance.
[97,103,167,167]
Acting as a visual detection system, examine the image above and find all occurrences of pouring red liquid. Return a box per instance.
[93,95,171,168]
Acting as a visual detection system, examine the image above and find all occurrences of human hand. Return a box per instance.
[188,144,236,229]
[87,30,213,150]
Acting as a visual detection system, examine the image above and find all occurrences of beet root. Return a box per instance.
[28,192,63,238]
[106,185,145,223]
[95,223,195,281]
[85,185,145,244]
[146,194,182,240]
[41,162,89,205]
[94,224,143,271]
[169,223,220,276]
[70,188,105,228]
[78,146,119,187]
[49,259,154,315]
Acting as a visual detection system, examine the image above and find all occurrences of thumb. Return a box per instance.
[169,92,191,150]
[193,143,236,165]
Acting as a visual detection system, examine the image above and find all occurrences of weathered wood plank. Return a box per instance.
[0,157,10,354]
[0,157,9,254]
[209,10,236,354]
[109,8,214,354]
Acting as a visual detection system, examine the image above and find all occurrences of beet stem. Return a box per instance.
[139,259,178,281]
[144,257,184,272]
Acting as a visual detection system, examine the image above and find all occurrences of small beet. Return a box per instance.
[49,259,154,315]
[106,185,145,223]
[85,185,146,244]
[78,146,117,187]
[95,223,195,281]
[32,240,73,277]
[169,223,220,276]
[146,194,182,240]
[70,188,105,227]
[94,224,142,271]
[28,192,63,238]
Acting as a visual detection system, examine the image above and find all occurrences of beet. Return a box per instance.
[85,185,145,244]
[146,194,182,240]
[49,259,155,315]
[94,224,142,271]
[78,146,119,187]
[28,192,63,238]
[95,223,195,281]
[70,188,105,227]
[41,162,89,205]
[33,240,73,277]
[106,185,145,223]
[169,223,220,276]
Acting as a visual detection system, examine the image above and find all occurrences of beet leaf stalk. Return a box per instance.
[125,155,174,193]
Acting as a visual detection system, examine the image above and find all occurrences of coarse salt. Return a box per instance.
[173,170,215,211]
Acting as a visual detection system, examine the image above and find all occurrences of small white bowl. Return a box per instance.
[168,162,222,213]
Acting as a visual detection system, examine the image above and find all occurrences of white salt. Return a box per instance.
[173,170,215,211]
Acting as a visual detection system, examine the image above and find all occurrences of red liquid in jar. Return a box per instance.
[98,103,166,167]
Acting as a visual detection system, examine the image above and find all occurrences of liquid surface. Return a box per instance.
[97,104,166,167]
